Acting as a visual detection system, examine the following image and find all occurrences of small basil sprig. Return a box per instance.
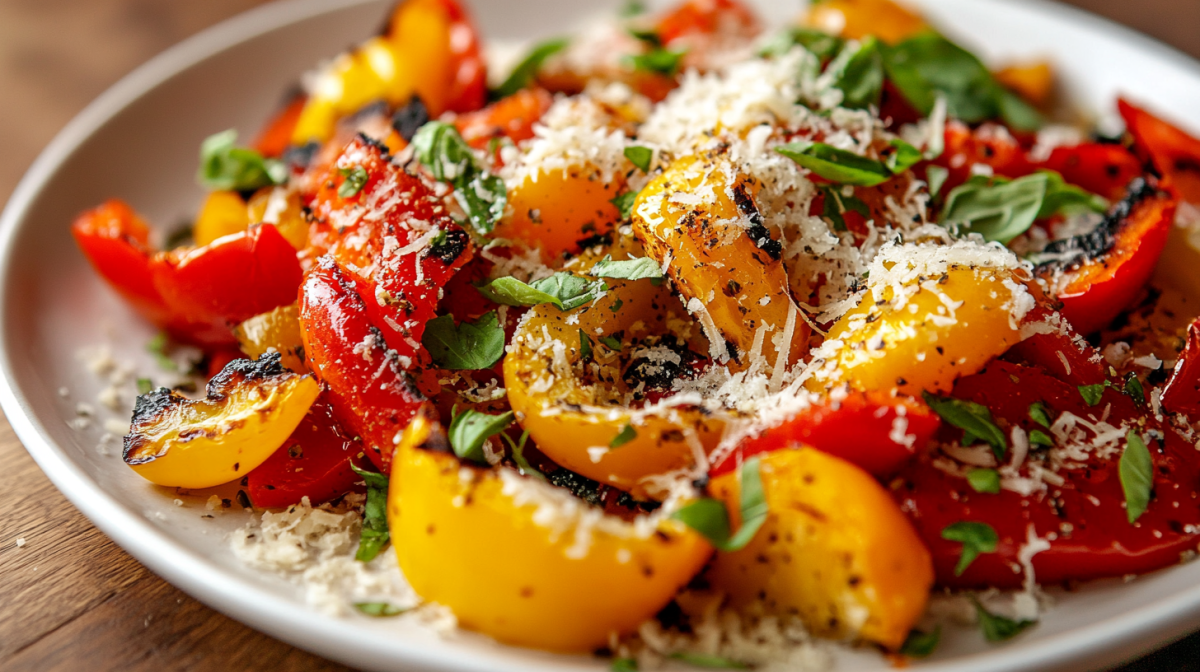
[758,27,843,61]
[819,186,870,231]
[672,456,768,552]
[941,521,997,576]
[610,190,639,219]
[1120,431,1153,524]
[624,146,653,172]
[197,129,288,191]
[589,256,663,283]
[972,596,1035,642]
[354,602,409,617]
[882,33,1042,131]
[448,408,514,465]
[966,468,1000,494]
[626,47,686,76]
[900,625,942,658]
[610,424,637,448]
[825,36,884,110]
[412,121,507,235]
[338,165,368,198]
[776,138,922,186]
[478,273,608,311]
[350,463,390,562]
[492,38,569,99]
[922,392,1008,460]
[422,311,506,370]
[939,171,1107,245]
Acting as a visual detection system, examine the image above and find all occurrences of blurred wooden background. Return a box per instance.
[0,1,1198,670]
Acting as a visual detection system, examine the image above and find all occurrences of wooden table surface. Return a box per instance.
[2,1,1200,670]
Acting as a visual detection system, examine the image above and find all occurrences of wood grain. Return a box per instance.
[0,1,1197,671]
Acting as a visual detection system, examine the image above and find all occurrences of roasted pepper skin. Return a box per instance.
[1119,98,1200,204]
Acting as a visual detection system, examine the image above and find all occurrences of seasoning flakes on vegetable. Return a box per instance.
[72,0,1200,667]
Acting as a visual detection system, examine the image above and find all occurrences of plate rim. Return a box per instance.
[3,0,1200,670]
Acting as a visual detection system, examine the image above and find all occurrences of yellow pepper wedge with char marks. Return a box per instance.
[388,408,713,652]
[633,152,808,373]
[705,447,933,650]
[234,303,308,373]
[123,353,319,489]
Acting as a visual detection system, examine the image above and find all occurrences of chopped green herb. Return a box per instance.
[492,38,569,98]
[926,165,950,198]
[146,332,177,372]
[610,190,639,219]
[900,625,942,658]
[503,430,545,480]
[940,173,1048,244]
[449,408,514,465]
[775,141,892,186]
[923,392,1007,460]
[1028,401,1052,428]
[412,121,507,235]
[611,657,639,672]
[627,27,661,46]
[1078,383,1106,407]
[826,36,884,110]
[589,256,664,283]
[1120,431,1153,524]
[819,186,871,232]
[610,424,638,448]
[422,311,507,370]
[626,47,687,76]
[885,138,923,174]
[1124,374,1146,406]
[942,521,998,576]
[197,129,287,191]
[477,276,568,309]
[668,651,749,669]
[972,596,1035,642]
[579,329,593,359]
[624,145,654,172]
[672,456,767,552]
[350,463,390,561]
[758,27,843,61]
[136,378,153,395]
[1038,171,1108,219]
[354,602,409,617]
[337,165,368,198]
[618,0,646,17]
[966,468,1000,494]
[599,335,623,351]
[1028,429,1054,448]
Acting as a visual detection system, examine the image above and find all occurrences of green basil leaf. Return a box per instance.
[146,332,177,372]
[900,625,942,658]
[672,456,767,552]
[537,273,608,311]
[579,329,593,359]
[776,141,892,186]
[492,38,569,99]
[759,27,843,61]
[668,651,749,669]
[354,602,409,617]
[1120,431,1153,524]
[819,186,870,231]
[449,408,514,465]
[1028,429,1054,448]
[337,165,368,198]
[454,172,508,235]
[827,36,883,110]
[1078,383,1105,407]
[590,256,664,282]
[926,165,950,198]
[1039,170,1108,219]
[972,596,1035,642]
[610,190,639,220]
[422,311,506,370]
[350,462,389,490]
[1124,375,1146,406]
[941,521,998,576]
[353,463,390,562]
[197,129,287,191]
[885,138,924,175]
[996,87,1043,132]
[477,276,566,309]
[939,172,1048,243]
[599,335,623,351]
[610,424,638,448]
[1028,401,1052,428]
[923,392,1008,460]
[412,121,477,182]
[611,657,639,672]
[624,145,653,172]
[966,468,1000,494]
[136,378,153,395]
[626,47,687,76]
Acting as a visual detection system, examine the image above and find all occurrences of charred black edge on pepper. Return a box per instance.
[1035,177,1160,271]
[730,182,782,261]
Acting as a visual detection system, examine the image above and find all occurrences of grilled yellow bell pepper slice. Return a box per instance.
[388,409,712,652]
[234,303,307,373]
[123,354,319,488]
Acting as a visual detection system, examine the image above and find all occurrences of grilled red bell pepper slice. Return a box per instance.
[454,88,553,151]
[1161,318,1200,417]
[72,200,173,325]
[895,358,1200,589]
[1038,142,1144,202]
[299,257,428,473]
[710,391,940,478]
[1119,98,1200,203]
[246,396,368,508]
[1034,179,1175,335]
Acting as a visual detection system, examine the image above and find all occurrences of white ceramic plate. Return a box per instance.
[4,0,1200,670]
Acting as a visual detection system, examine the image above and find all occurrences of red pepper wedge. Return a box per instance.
[1119,98,1200,204]
[894,358,1200,589]
[1035,180,1175,335]
[1039,143,1144,202]
[72,200,173,325]
[299,257,428,474]
[1161,317,1200,417]
[454,88,553,150]
[246,396,368,508]
[710,391,940,478]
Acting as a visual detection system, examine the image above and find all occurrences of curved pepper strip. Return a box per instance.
[308,135,474,395]
[1119,98,1200,204]
[72,200,303,347]
[1035,179,1175,335]
[709,391,940,479]
[1161,318,1200,417]
[299,257,427,473]
[894,358,1200,589]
